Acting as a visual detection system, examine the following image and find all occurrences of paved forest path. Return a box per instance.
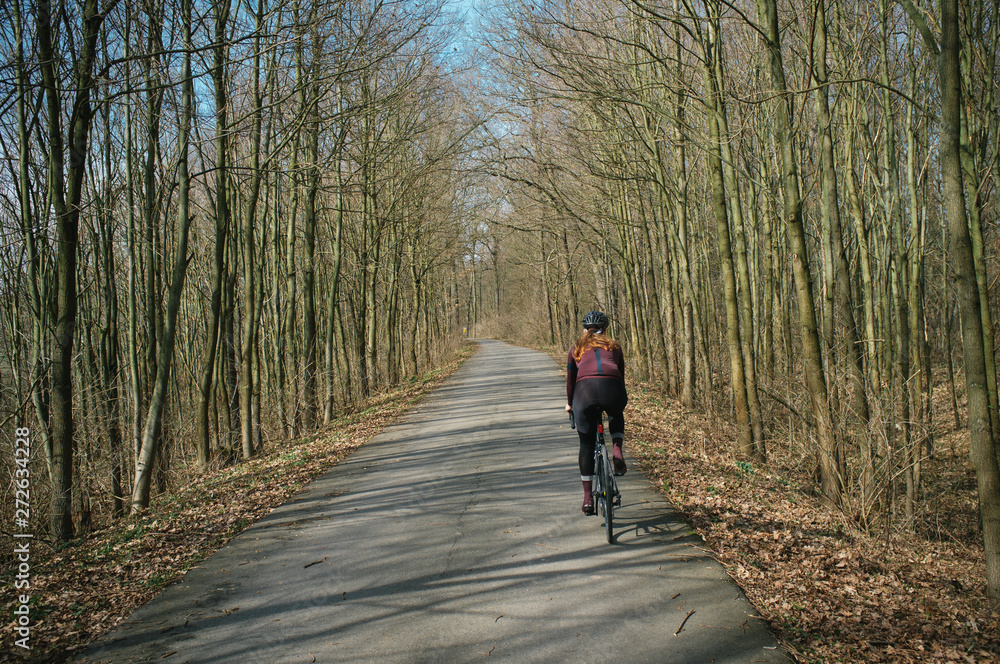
[79,340,791,664]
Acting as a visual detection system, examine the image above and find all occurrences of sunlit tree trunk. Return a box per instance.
[132,0,194,512]
[283,0,306,428]
[756,0,840,505]
[814,0,872,506]
[697,2,752,457]
[706,1,765,459]
[958,18,1000,443]
[902,0,1000,608]
[941,0,1000,611]
[123,10,142,473]
[668,16,697,407]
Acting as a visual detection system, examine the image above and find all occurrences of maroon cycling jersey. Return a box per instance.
[566,345,625,404]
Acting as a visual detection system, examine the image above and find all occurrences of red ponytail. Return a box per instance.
[572,329,621,361]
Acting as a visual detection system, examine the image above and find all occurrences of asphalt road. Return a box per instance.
[78,339,792,664]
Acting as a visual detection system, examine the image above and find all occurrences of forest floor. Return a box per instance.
[625,381,1000,663]
[4,340,999,663]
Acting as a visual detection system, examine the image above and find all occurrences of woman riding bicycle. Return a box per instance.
[565,310,628,515]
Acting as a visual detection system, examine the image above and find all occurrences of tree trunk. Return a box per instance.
[699,5,753,457]
[707,3,765,460]
[123,8,142,476]
[143,1,164,429]
[283,0,305,429]
[815,0,870,428]
[37,0,109,540]
[241,0,266,458]
[302,18,321,429]
[99,65,125,516]
[14,0,53,477]
[757,0,840,505]
[132,0,194,512]
[324,161,346,422]
[935,0,1000,611]
[196,0,233,466]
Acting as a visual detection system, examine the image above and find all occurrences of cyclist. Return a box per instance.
[565,310,628,515]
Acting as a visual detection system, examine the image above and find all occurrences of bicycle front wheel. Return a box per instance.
[599,453,614,542]
[593,460,605,520]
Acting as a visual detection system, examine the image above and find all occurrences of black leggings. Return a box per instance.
[572,377,627,476]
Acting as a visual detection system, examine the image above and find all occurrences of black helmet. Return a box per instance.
[582,310,609,330]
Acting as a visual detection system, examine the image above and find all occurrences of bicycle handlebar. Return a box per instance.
[569,411,576,430]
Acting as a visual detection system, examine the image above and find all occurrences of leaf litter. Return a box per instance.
[626,382,1000,664]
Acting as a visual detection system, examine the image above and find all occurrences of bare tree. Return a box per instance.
[36,0,117,539]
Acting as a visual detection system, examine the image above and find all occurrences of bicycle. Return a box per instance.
[570,411,621,543]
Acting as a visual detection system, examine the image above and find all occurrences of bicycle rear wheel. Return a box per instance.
[599,453,614,542]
